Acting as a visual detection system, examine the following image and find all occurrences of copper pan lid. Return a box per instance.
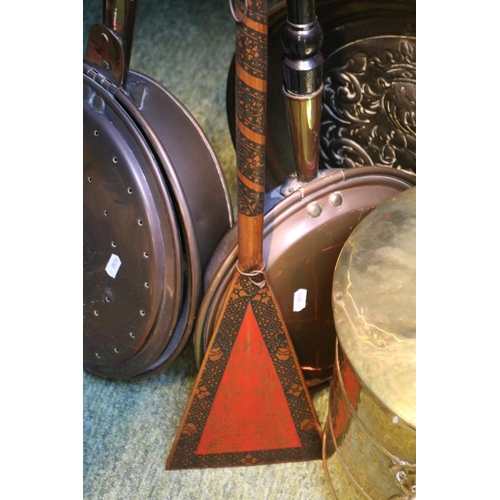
[195,167,416,390]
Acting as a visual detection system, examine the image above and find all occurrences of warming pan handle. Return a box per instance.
[282,0,324,183]
[103,0,139,83]
[85,0,139,88]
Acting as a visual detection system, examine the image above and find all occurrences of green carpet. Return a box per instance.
[83,0,331,498]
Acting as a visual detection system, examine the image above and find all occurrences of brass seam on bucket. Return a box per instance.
[334,338,416,468]
[322,433,340,500]
[326,406,372,499]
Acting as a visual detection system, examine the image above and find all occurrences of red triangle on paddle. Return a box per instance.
[166,272,322,469]
[196,303,301,454]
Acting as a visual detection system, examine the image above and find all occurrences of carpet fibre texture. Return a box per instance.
[83,0,332,498]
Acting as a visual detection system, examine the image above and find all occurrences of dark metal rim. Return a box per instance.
[125,69,234,273]
[113,79,204,373]
[83,71,184,377]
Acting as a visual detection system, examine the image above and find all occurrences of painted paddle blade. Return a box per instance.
[166,271,323,469]
[166,0,322,469]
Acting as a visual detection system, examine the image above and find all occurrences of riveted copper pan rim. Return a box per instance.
[194,167,416,389]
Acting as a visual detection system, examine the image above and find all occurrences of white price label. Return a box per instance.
[105,253,122,278]
[293,288,307,312]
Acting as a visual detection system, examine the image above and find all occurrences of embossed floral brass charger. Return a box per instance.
[323,187,416,499]
[227,0,416,191]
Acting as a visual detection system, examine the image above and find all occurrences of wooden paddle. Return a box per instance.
[166,0,322,469]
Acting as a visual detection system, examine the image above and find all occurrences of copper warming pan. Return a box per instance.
[83,0,233,379]
[227,0,416,191]
[194,0,416,391]
[194,166,416,390]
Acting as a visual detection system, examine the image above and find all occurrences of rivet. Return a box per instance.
[100,33,109,43]
[93,95,105,112]
[307,202,322,218]
[329,192,343,207]
[83,84,93,100]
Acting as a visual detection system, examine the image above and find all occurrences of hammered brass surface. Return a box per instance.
[323,343,416,499]
[324,187,416,499]
[332,187,416,427]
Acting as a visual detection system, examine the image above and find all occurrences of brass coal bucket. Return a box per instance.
[323,187,416,499]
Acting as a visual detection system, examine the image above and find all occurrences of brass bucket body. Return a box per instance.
[323,188,416,499]
[323,341,416,499]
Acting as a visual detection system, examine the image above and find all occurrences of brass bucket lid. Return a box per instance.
[332,187,416,428]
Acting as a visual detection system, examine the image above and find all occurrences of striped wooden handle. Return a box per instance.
[234,0,268,272]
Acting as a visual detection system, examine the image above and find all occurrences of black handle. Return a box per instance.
[282,0,323,94]
[281,0,324,183]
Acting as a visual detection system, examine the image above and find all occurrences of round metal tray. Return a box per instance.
[226,0,416,192]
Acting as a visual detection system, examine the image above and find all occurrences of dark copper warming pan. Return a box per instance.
[83,0,233,379]
[227,0,416,192]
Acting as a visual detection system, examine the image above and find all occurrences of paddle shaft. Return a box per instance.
[166,0,323,470]
[234,0,268,272]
